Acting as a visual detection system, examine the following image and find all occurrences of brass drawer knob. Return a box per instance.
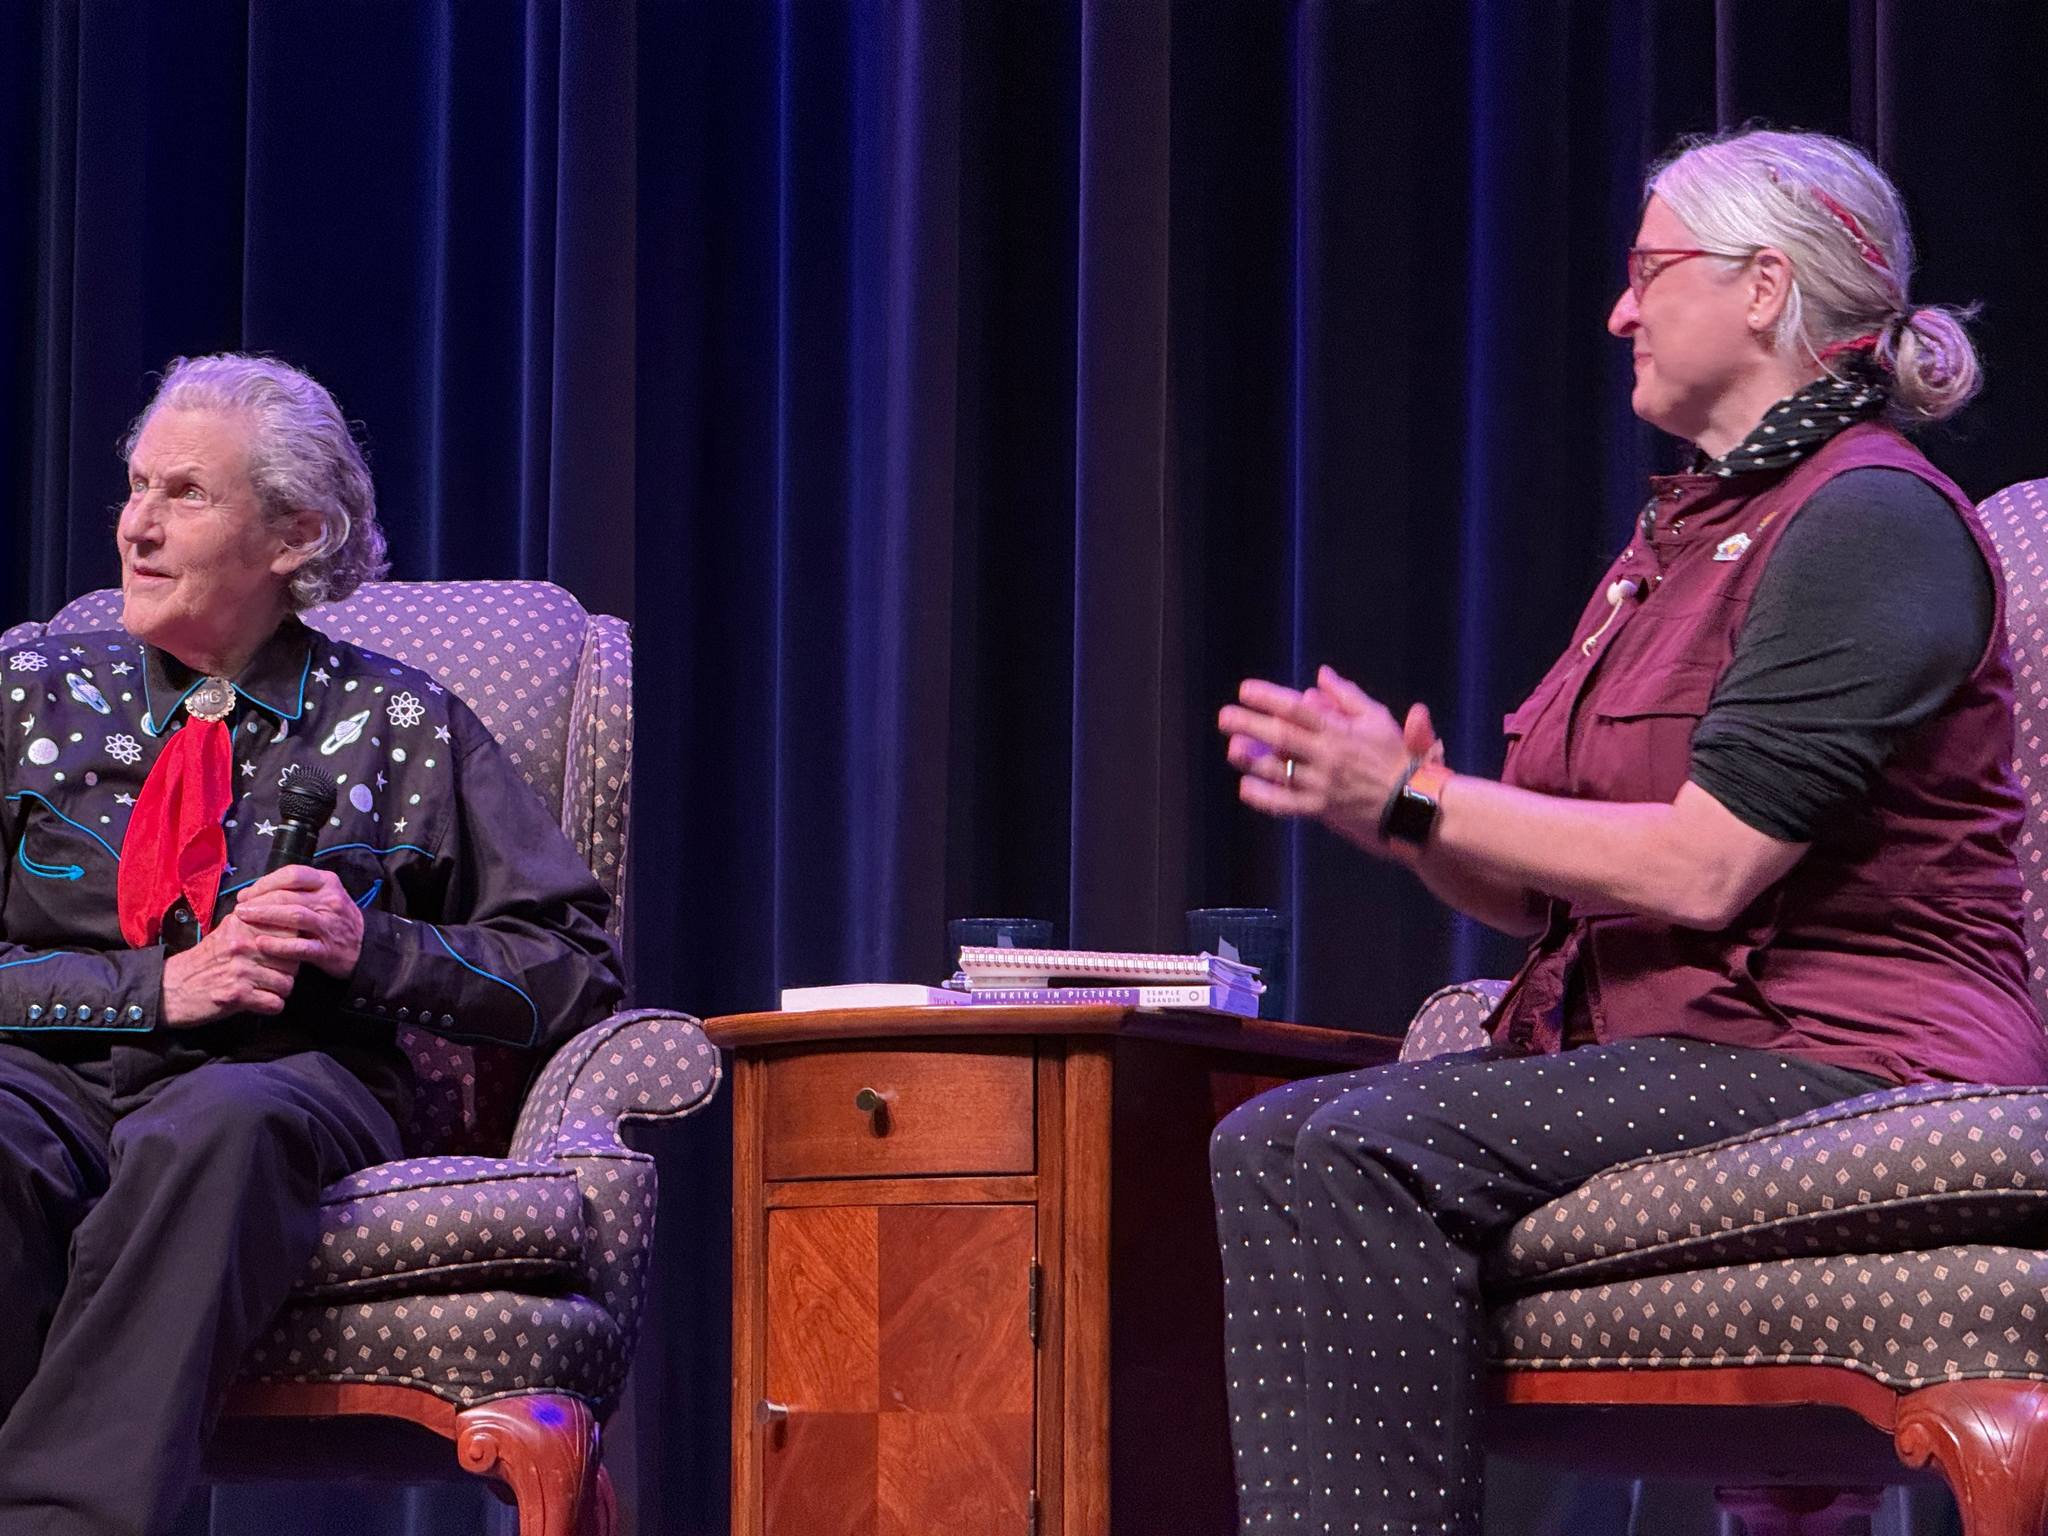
[854,1085,894,1134]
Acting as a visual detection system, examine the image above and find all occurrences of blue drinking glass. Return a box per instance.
[1184,907,1291,1020]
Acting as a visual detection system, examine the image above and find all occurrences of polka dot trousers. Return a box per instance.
[1209,1036,1885,1535]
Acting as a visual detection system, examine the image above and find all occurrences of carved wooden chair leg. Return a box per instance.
[1716,1485,1883,1535]
[576,1465,619,1536]
[1895,1380,2048,1536]
[455,1394,601,1536]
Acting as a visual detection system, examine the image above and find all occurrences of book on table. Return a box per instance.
[779,947,1266,1018]
[778,983,973,1011]
[955,945,1263,993]
[952,982,1260,1017]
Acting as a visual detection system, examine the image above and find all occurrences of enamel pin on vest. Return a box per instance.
[1713,532,1753,562]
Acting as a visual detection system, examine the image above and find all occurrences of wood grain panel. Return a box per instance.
[877,1412,1033,1536]
[1035,1044,1068,1536]
[707,1005,1396,1065]
[764,1041,1035,1180]
[1499,1362,1902,1424]
[766,1206,880,1413]
[769,1175,1038,1210]
[763,1412,879,1536]
[1061,1043,1114,1536]
[879,1204,1035,1415]
[732,1057,769,1536]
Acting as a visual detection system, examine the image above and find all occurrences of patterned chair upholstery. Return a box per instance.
[0,581,721,1536]
[1391,481,2048,1536]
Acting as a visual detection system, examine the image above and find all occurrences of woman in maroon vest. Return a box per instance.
[1210,128,2048,1534]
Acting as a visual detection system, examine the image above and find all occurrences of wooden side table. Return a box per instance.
[703,1005,1396,1536]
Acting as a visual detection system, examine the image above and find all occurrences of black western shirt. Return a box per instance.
[0,616,624,1122]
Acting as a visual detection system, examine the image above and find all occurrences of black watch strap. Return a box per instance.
[1379,759,1453,845]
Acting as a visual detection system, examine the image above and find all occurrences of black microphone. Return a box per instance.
[267,767,339,874]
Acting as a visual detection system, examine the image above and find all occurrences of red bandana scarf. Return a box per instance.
[116,677,236,947]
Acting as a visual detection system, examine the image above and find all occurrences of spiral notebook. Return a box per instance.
[956,945,1263,994]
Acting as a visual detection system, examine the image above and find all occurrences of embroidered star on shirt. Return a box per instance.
[115,792,135,807]
[311,668,331,686]
[255,819,279,838]
[240,761,257,777]
[110,662,133,676]
[434,725,452,743]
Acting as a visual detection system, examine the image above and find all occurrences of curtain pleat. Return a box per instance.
[1070,0,1178,949]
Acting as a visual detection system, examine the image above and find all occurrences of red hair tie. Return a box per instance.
[1815,332,1882,365]
[1810,188,1889,273]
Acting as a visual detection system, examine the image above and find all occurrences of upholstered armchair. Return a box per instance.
[1395,479,2048,1536]
[0,581,721,1536]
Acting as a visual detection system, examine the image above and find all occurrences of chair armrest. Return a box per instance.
[504,1009,721,1351]
[507,1008,723,1163]
[1401,978,1509,1062]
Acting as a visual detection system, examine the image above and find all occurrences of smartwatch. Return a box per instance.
[1379,759,1453,846]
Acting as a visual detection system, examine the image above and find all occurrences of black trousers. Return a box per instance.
[1208,1036,1887,1536]
[0,1043,401,1536]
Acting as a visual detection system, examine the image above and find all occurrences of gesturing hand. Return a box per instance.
[160,911,302,1027]
[232,865,366,980]
[1217,664,1424,853]
[1316,668,1448,767]
[1396,698,1448,768]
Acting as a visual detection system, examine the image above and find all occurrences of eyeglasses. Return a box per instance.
[1625,246,1757,301]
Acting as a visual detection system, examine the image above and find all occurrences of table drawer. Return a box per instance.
[761,1040,1035,1180]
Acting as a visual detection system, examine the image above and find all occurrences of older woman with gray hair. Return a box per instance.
[0,353,623,1535]
[1212,129,2043,1533]
[126,352,391,612]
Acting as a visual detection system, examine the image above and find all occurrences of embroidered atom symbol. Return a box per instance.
[9,652,47,672]
[386,691,425,729]
[105,733,143,765]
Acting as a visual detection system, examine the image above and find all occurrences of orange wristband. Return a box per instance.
[1379,757,1453,845]
[1409,760,1453,801]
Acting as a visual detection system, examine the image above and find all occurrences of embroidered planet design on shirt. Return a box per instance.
[349,783,375,813]
[65,673,111,714]
[26,737,58,766]
[319,709,372,756]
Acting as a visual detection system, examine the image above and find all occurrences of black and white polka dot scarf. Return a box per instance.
[1701,361,1889,479]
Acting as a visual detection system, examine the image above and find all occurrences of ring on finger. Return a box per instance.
[1284,756,1297,786]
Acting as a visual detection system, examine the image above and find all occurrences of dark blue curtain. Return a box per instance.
[4,3,2042,1532]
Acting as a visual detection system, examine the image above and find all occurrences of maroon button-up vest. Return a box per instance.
[1491,423,2048,1086]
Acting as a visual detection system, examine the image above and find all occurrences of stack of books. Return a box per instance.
[780,946,1266,1018]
